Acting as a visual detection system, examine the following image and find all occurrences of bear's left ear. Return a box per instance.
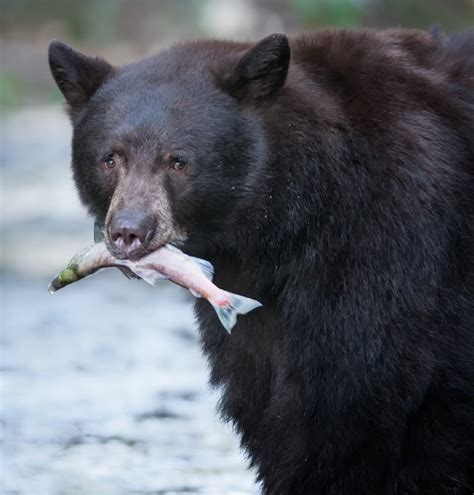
[222,33,290,102]
[48,40,114,115]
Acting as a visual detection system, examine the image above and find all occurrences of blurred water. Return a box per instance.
[0,108,257,495]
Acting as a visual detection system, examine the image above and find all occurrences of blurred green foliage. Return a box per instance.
[2,0,472,43]
[291,0,473,30]
[2,0,122,42]
[293,0,363,27]
[0,71,62,111]
[371,0,474,31]
[0,0,203,43]
[0,72,23,110]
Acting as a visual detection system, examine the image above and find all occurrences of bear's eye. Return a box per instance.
[103,154,116,170]
[171,157,187,172]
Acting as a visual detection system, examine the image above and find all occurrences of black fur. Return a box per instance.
[49,28,474,494]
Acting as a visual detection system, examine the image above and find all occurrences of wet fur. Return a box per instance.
[49,28,474,494]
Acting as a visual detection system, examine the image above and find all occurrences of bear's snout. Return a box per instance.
[108,209,156,259]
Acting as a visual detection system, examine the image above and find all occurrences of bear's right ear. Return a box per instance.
[221,33,290,102]
[48,40,114,114]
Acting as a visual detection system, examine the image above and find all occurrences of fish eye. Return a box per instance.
[171,157,187,172]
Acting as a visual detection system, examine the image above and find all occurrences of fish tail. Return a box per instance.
[210,292,262,334]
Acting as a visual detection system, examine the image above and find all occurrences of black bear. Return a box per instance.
[48,28,474,494]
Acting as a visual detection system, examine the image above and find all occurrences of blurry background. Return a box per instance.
[1,1,473,494]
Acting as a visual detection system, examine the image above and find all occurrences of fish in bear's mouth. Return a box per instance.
[96,219,185,262]
[48,238,262,333]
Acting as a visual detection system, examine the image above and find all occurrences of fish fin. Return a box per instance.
[210,293,263,334]
[189,288,202,298]
[191,257,214,281]
[94,221,105,242]
[134,267,168,286]
[164,244,214,280]
[115,261,167,286]
[115,265,139,280]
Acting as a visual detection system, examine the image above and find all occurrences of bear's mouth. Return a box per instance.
[94,220,155,261]
[96,219,188,262]
[104,237,163,262]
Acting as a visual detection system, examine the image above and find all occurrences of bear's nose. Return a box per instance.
[109,210,156,257]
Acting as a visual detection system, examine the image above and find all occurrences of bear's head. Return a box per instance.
[48,34,290,259]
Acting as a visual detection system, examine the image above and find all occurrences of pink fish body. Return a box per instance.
[49,243,262,333]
